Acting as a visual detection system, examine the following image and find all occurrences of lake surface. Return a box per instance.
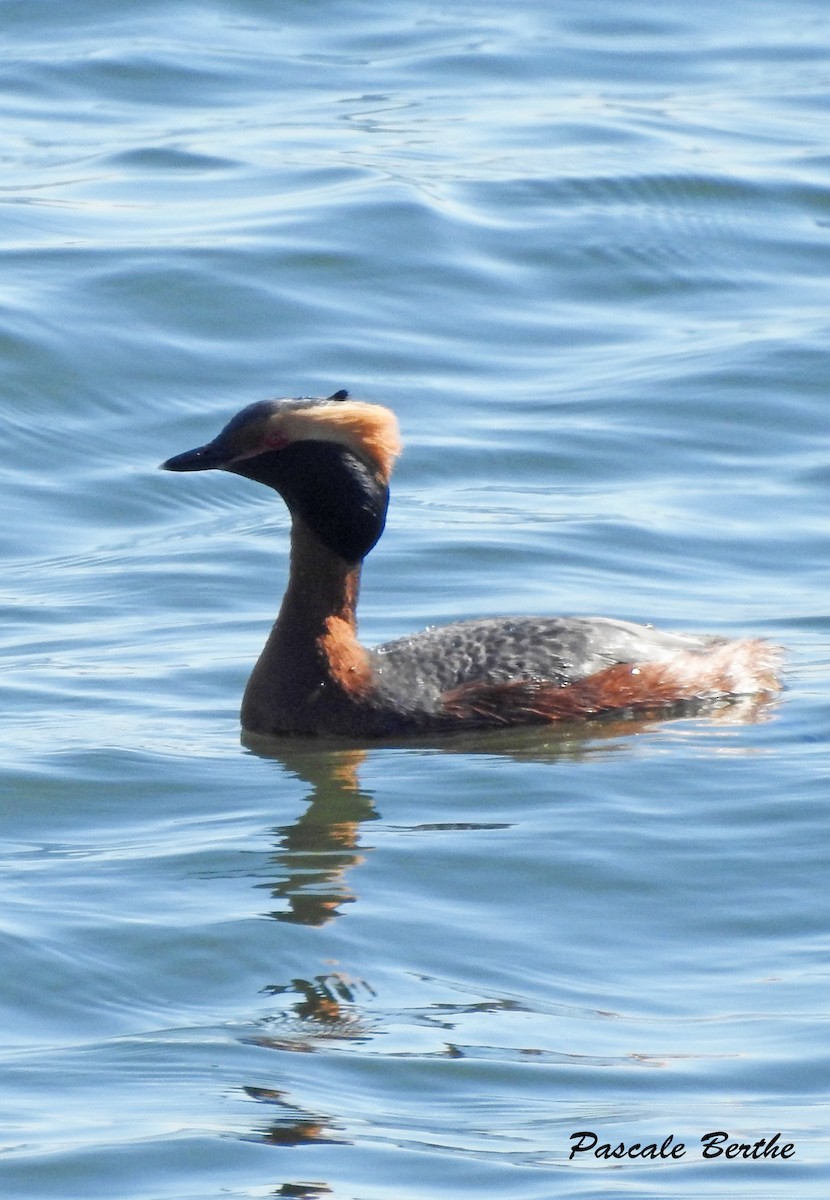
[3,1,830,1196]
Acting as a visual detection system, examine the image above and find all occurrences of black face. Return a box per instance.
[229,441,389,564]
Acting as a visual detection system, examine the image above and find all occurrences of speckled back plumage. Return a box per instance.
[369,616,722,719]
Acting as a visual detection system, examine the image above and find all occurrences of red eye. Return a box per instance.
[264,431,290,450]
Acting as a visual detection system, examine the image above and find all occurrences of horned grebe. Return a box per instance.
[162,391,781,737]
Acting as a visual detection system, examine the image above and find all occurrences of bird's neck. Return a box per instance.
[280,516,361,632]
[241,517,373,735]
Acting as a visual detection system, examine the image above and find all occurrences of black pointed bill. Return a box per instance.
[160,442,231,472]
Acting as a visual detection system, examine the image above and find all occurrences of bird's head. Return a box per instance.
[161,390,401,564]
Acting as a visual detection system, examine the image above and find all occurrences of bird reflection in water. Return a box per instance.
[241,972,366,1152]
[243,1083,347,1148]
[237,745,377,1155]
[256,745,377,927]
[234,713,778,1163]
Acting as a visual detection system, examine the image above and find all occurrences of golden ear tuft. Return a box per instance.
[279,401,402,482]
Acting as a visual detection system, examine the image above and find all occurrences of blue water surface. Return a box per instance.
[2,1,830,1197]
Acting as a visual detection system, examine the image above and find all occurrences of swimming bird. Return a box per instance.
[162,391,781,737]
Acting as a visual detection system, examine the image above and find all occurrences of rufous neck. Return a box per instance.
[241,517,369,735]
[277,516,361,636]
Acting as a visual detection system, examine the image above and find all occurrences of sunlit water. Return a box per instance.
[3,2,830,1197]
